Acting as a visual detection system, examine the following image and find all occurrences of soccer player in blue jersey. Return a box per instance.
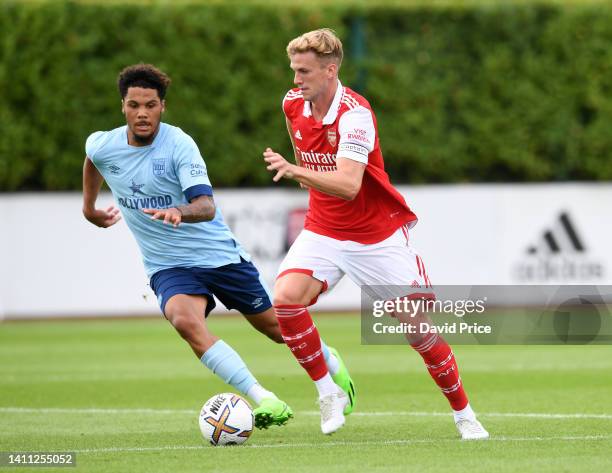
[82,63,350,429]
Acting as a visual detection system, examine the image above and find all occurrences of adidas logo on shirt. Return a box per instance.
[295,130,302,140]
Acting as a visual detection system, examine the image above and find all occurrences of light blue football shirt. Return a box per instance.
[86,122,250,277]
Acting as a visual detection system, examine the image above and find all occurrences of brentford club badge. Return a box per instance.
[327,129,337,147]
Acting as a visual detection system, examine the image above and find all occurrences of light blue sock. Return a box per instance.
[200,340,257,396]
[320,338,331,363]
[320,339,340,375]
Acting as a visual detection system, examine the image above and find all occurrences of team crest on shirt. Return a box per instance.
[327,129,337,147]
[152,159,166,176]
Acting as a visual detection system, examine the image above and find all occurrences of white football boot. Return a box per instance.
[319,390,349,434]
[455,418,490,440]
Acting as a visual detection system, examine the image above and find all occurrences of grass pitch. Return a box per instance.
[1,314,611,472]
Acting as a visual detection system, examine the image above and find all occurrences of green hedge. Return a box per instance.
[1,1,612,190]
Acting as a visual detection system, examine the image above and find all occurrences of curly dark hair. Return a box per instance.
[117,63,171,99]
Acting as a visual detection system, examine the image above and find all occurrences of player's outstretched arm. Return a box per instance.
[142,195,215,228]
[263,148,365,200]
[82,156,122,228]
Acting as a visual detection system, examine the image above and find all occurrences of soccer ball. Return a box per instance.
[199,393,254,446]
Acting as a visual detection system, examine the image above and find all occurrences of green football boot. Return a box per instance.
[329,346,356,415]
[253,397,294,429]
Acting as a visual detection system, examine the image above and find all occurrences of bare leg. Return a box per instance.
[242,307,284,344]
[164,294,217,358]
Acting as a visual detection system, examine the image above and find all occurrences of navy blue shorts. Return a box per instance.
[149,259,272,317]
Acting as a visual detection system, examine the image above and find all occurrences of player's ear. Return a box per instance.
[327,62,337,78]
[121,99,126,115]
[160,100,166,113]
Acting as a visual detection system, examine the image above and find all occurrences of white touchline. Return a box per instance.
[70,434,612,454]
[1,407,611,420]
[301,411,612,420]
[0,407,193,415]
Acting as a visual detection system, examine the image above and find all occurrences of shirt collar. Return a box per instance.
[302,80,344,125]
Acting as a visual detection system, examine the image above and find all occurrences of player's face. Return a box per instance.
[121,87,165,146]
[290,52,336,103]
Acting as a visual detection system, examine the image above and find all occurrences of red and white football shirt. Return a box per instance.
[283,81,417,244]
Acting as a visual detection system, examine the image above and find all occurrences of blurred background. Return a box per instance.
[1,0,611,319]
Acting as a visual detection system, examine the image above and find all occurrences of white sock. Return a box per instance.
[246,383,276,405]
[314,373,339,397]
[453,403,476,422]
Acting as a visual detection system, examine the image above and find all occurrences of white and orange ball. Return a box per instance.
[199,393,254,446]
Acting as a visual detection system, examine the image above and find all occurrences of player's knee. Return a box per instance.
[168,312,201,339]
[274,274,323,307]
[273,287,308,306]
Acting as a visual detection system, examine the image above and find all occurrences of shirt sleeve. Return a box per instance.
[283,89,303,120]
[85,131,105,161]
[337,106,375,165]
[174,133,213,202]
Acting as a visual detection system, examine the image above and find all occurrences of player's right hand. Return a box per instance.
[263,147,296,182]
[83,205,122,228]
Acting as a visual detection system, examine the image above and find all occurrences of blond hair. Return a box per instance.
[286,28,343,67]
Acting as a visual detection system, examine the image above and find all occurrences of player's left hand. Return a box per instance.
[264,148,296,182]
[142,207,182,228]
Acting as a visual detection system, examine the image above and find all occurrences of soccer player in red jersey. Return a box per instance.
[263,29,489,439]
